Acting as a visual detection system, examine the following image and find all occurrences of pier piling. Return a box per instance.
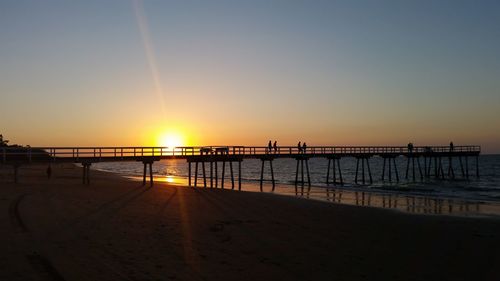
[405,155,423,181]
[295,156,311,188]
[141,160,154,187]
[382,156,399,182]
[259,156,275,192]
[459,157,465,177]
[448,156,455,179]
[355,157,372,185]
[188,162,191,186]
[82,162,91,185]
[238,160,242,191]
[476,155,480,178]
[326,156,343,185]
[210,161,213,188]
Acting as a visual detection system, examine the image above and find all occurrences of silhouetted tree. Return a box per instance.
[0,134,9,147]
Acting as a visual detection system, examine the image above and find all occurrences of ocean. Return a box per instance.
[93,154,500,216]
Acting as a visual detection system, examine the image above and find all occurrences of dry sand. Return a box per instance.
[0,163,499,281]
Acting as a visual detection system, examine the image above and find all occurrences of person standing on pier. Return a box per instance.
[268,140,272,154]
[449,141,454,152]
[407,142,414,154]
[303,142,307,154]
[297,141,302,153]
[273,141,278,153]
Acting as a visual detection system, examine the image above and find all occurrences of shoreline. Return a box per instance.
[1,163,500,280]
[97,167,500,218]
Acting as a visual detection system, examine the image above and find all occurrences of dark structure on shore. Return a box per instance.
[1,145,481,188]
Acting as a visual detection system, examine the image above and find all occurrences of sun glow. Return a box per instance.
[150,124,197,148]
[158,132,184,148]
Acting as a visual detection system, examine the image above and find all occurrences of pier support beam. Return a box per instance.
[82,162,91,185]
[354,156,372,185]
[425,154,446,179]
[188,162,191,186]
[459,157,465,178]
[193,161,207,188]
[215,161,218,188]
[437,157,445,179]
[203,162,207,187]
[194,161,207,188]
[220,160,235,189]
[194,162,198,187]
[259,157,275,192]
[465,156,469,179]
[295,156,311,191]
[476,155,480,178]
[210,161,214,188]
[405,155,423,181]
[381,156,399,182]
[447,156,455,179]
[238,160,242,191]
[188,156,242,190]
[142,160,154,187]
[230,161,235,189]
[211,159,236,189]
[326,156,343,185]
[426,157,432,178]
[427,156,444,179]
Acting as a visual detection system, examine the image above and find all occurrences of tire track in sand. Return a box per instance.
[8,193,67,281]
[9,184,152,281]
[9,193,28,233]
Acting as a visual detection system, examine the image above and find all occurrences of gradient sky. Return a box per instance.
[1,0,499,152]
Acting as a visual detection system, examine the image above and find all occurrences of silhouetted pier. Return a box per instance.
[1,145,481,187]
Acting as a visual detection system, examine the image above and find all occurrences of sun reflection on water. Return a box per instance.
[165,175,175,183]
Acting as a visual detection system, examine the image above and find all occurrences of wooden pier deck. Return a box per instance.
[1,145,481,188]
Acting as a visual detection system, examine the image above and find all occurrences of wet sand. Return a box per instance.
[127,174,500,217]
[1,163,499,281]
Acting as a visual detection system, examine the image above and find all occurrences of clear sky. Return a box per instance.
[1,0,499,152]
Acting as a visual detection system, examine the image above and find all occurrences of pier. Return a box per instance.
[1,145,481,187]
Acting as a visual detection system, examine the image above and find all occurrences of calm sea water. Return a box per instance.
[93,155,500,203]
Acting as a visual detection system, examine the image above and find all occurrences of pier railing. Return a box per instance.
[1,145,481,163]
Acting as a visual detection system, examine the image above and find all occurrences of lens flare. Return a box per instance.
[133,0,167,120]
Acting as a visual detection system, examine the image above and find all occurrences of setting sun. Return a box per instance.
[158,132,184,148]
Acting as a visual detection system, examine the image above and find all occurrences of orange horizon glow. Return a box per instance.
[2,127,492,151]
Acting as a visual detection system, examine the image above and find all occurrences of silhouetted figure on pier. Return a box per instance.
[303,142,307,153]
[268,140,272,153]
[273,141,277,153]
[449,141,454,152]
[407,142,414,154]
[297,142,302,153]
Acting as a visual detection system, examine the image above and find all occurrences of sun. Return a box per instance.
[158,132,184,148]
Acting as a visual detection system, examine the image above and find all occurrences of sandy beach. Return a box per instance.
[1,163,499,281]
